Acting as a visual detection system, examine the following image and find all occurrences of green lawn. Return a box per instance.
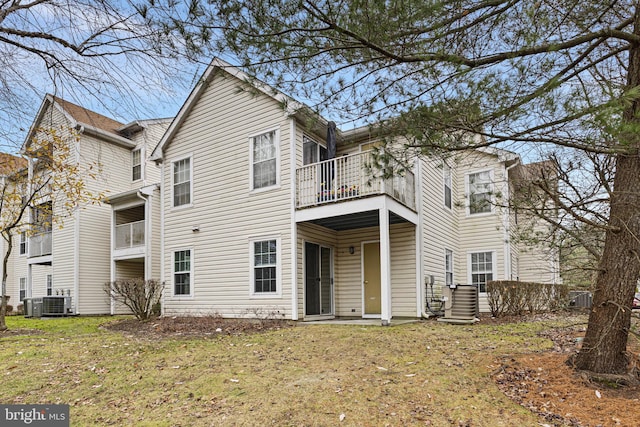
[0,315,573,426]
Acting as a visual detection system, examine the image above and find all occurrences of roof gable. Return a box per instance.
[22,95,136,152]
[0,152,27,176]
[151,58,304,161]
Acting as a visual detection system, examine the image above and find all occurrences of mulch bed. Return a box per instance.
[102,315,294,339]
[492,315,640,427]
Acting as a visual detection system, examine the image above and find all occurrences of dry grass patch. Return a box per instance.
[1,313,630,426]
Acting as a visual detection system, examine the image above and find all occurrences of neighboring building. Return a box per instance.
[150,58,561,324]
[8,94,169,315]
[0,153,28,311]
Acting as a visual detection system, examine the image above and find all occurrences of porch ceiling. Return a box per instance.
[308,210,408,231]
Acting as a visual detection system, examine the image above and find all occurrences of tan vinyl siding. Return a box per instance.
[30,265,52,297]
[111,261,144,314]
[162,71,293,318]
[7,233,26,304]
[150,189,162,280]
[130,120,169,189]
[420,157,459,304]
[389,223,417,317]
[334,228,370,317]
[455,151,509,312]
[77,135,132,314]
[114,260,145,279]
[295,223,417,319]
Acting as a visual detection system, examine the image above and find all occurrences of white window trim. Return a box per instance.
[467,250,497,294]
[445,248,454,286]
[132,147,144,182]
[249,236,282,298]
[465,169,495,217]
[443,161,452,211]
[19,231,27,256]
[249,127,281,193]
[170,153,193,210]
[302,135,326,165]
[46,274,53,296]
[19,277,26,301]
[172,247,194,297]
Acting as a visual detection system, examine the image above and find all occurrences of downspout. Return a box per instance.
[109,204,115,315]
[414,160,425,318]
[158,161,165,316]
[136,191,150,280]
[73,149,80,314]
[503,159,520,280]
[289,118,298,320]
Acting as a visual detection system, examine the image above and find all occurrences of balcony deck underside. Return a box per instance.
[306,209,410,231]
[295,194,418,231]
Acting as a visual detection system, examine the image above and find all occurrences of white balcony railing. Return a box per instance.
[29,231,52,257]
[296,151,415,210]
[115,220,145,250]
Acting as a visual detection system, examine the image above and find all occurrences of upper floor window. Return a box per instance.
[33,202,52,233]
[445,249,453,287]
[172,157,191,207]
[469,251,494,293]
[132,149,142,181]
[173,249,192,296]
[443,162,452,209]
[250,237,280,296]
[467,170,492,215]
[303,136,327,165]
[251,130,278,190]
[19,232,27,255]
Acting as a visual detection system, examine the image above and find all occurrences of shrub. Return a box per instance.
[486,280,568,317]
[105,278,164,321]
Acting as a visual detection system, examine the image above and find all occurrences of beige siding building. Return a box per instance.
[2,60,560,322]
[152,59,561,324]
[7,95,169,315]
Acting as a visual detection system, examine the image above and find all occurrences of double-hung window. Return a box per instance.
[173,249,192,296]
[251,238,279,296]
[19,232,27,255]
[172,157,191,207]
[251,130,278,190]
[19,277,26,301]
[467,170,492,214]
[445,249,454,287]
[132,148,142,181]
[443,162,452,209]
[470,251,494,293]
[46,274,53,296]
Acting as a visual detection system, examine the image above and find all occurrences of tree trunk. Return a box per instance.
[571,5,640,374]
[0,230,14,331]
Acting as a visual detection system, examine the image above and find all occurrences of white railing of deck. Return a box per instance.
[295,151,415,210]
[29,231,52,257]
[115,220,145,249]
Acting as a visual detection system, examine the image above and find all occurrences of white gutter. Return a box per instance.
[75,124,136,149]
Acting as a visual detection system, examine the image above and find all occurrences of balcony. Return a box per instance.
[296,151,416,210]
[115,220,145,250]
[29,231,51,258]
[29,231,52,258]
